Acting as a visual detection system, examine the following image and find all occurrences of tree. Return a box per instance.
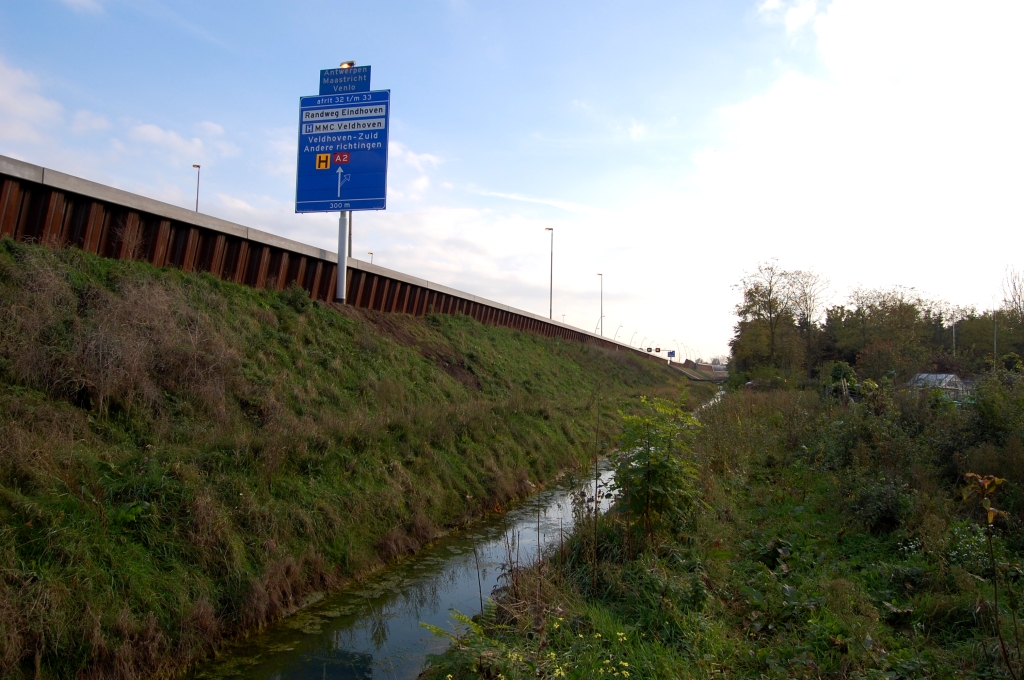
[734,260,794,367]
[788,269,830,374]
[823,287,934,381]
[1004,266,1024,324]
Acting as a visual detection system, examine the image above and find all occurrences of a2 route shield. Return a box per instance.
[295,90,390,212]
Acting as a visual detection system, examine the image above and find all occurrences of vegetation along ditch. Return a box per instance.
[422,267,1024,678]
[0,238,704,679]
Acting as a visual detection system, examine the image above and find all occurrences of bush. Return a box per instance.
[612,397,699,540]
[845,475,913,534]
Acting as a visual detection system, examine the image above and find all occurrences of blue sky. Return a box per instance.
[2,0,1023,358]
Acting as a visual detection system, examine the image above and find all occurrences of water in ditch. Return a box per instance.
[187,464,616,680]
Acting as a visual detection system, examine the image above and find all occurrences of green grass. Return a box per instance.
[424,387,1024,679]
[0,238,696,679]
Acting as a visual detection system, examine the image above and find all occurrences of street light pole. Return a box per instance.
[597,273,603,337]
[674,340,680,363]
[614,324,622,341]
[629,331,637,346]
[640,336,647,350]
[545,228,553,319]
[192,164,200,212]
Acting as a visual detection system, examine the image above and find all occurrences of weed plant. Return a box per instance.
[0,238,692,679]
[424,375,1024,679]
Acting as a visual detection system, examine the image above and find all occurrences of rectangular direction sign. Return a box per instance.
[295,90,390,213]
[319,66,371,95]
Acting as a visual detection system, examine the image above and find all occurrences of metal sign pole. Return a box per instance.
[336,210,350,302]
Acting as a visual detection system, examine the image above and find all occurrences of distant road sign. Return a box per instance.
[668,350,675,358]
[320,66,371,95]
[295,90,390,213]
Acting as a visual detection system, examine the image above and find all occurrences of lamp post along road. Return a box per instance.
[597,273,603,337]
[545,228,553,319]
[192,165,200,212]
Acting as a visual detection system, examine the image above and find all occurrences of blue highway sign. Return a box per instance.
[295,90,390,213]
[319,66,371,95]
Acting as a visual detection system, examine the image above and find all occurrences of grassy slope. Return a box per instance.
[0,238,694,679]
[425,387,1024,679]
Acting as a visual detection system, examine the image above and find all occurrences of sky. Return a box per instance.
[1,0,1022,359]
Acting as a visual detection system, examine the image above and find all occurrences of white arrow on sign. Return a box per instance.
[337,167,351,197]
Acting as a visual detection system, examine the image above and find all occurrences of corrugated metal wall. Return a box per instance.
[0,173,339,301]
[0,162,627,351]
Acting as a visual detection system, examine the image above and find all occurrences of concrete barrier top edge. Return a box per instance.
[0,156,43,183]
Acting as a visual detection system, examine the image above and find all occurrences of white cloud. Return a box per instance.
[758,0,821,33]
[628,120,647,141]
[385,141,442,201]
[0,58,62,143]
[72,110,110,133]
[784,0,818,32]
[128,123,206,161]
[212,140,241,157]
[216,193,258,214]
[389,141,441,174]
[197,121,224,136]
[261,128,298,177]
[349,0,1024,356]
[470,189,599,215]
[122,121,239,164]
[665,0,1024,353]
[58,0,103,13]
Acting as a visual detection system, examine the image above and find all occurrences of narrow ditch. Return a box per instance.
[185,463,617,680]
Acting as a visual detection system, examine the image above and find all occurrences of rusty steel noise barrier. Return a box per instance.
[0,154,661,356]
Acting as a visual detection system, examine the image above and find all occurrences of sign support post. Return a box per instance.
[336,211,350,302]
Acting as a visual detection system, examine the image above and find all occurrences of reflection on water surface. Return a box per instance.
[187,465,615,680]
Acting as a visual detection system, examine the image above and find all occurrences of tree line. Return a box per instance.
[729,260,1024,385]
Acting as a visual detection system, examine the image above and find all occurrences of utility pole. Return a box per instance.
[597,273,603,336]
[545,228,553,319]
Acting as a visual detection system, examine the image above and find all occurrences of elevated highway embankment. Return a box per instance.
[0,154,655,358]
